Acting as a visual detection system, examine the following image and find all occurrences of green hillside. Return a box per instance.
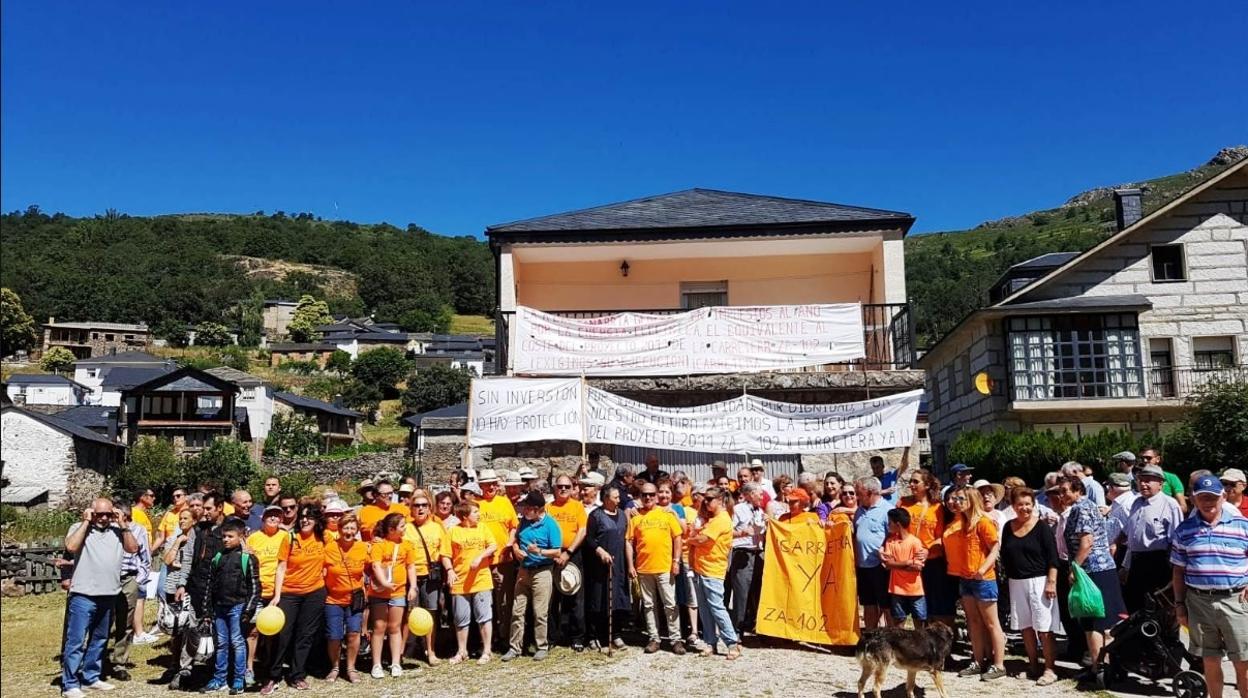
[906,146,1248,348]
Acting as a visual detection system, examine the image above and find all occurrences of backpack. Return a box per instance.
[211,550,251,574]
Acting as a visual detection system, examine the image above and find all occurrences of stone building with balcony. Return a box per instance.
[919,159,1248,466]
[485,188,922,482]
[118,366,241,455]
[41,318,151,359]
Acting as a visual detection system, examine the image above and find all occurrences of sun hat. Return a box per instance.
[749,458,765,470]
[1137,464,1166,480]
[974,480,1006,502]
[579,472,605,487]
[324,500,347,515]
[1192,474,1224,496]
[558,562,583,595]
[502,470,524,487]
[356,478,376,494]
[1221,468,1247,484]
[398,483,415,495]
[518,466,539,481]
[461,482,483,497]
[785,489,811,507]
[476,469,501,483]
[263,504,284,516]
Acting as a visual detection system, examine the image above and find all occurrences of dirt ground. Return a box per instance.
[0,592,1219,698]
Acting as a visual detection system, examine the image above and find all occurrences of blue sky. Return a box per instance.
[2,2,1245,236]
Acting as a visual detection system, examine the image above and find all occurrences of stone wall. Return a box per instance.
[266,449,411,486]
[0,410,116,509]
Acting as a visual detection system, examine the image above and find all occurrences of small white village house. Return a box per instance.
[0,406,126,509]
[920,159,1248,465]
[4,374,91,406]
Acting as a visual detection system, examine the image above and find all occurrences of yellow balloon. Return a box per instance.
[256,606,285,636]
[408,607,434,636]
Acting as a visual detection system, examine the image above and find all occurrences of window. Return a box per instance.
[86,369,98,379]
[104,334,114,341]
[91,332,99,340]
[1150,244,1186,282]
[1007,313,1144,400]
[196,395,223,410]
[680,281,727,309]
[142,395,177,416]
[1149,337,1175,397]
[241,387,256,400]
[184,430,216,449]
[1193,336,1236,370]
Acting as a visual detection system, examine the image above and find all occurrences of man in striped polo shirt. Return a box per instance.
[1171,474,1248,698]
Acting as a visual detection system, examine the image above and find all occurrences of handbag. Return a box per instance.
[330,541,367,613]
[413,524,443,587]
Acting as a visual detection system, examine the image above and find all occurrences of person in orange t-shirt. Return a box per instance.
[942,485,1005,681]
[323,513,368,683]
[901,468,953,628]
[440,500,498,665]
[686,487,740,660]
[881,508,927,627]
[265,503,327,692]
[368,512,416,679]
[545,474,588,649]
[358,480,401,541]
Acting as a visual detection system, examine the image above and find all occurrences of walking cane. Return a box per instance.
[607,557,614,658]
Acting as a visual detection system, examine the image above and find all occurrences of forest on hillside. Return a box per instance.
[0,209,495,335]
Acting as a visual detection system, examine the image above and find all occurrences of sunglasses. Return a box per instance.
[641,492,657,498]
[413,502,431,508]
[556,484,573,490]
[840,492,856,498]
[173,493,186,499]
[283,505,298,511]
[950,496,967,503]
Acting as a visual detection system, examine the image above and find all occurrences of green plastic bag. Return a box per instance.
[1069,564,1105,619]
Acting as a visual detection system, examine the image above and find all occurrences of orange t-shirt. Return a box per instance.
[901,497,945,559]
[323,540,368,605]
[357,504,395,541]
[627,507,683,575]
[369,539,416,599]
[477,495,518,564]
[442,525,493,595]
[545,499,588,551]
[883,533,925,595]
[246,529,291,599]
[942,515,999,581]
[403,519,447,577]
[390,503,412,523]
[279,531,326,595]
[691,510,733,579]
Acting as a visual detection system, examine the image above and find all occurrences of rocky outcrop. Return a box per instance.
[1206,145,1248,168]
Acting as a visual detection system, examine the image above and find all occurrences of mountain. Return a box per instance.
[905,146,1248,348]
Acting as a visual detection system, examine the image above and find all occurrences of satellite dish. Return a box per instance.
[974,371,994,395]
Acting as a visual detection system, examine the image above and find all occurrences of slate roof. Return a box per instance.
[6,374,89,389]
[101,366,176,389]
[1008,252,1081,271]
[3,406,124,448]
[998,294,1153,313]
[487,188,914,235]
[273,391,362,418]
[1,486,49,506]
[126,367,238,395]
[269,342,335,352]
[75,351,167,366]
[54,405,119,431]
[205,366,266,387]
[400,401,468,428]
[44,320,148,331]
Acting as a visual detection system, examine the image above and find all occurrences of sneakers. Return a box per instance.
[645,640,661,654]
[957,663,984,678]
[612,637,626,649]
[370,666,385,679]
[200,681,228,693]
[259,681,279,696]
[62,690,86,698]
[980,666,1007,681]
[500,650,520,662]
[85,682,116,692]
[133,632,160,645]
[532,649,548,661]
[229,683,244,696]
[389,663,402,678]
[672,641,687,655]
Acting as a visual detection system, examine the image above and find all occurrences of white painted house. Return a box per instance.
[0,406,126,509]
[73,351,176,405]
[920,159,1248,465]
[4,374,90,406]
[205,366,274,459]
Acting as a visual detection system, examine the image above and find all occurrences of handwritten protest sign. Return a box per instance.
[585,388,921,454]
[466,377,583,447]
[756,515,859,645]
[512,304,864,376]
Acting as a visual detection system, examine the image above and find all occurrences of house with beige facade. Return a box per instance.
[486,188,923,481]
[919,160,1248,466]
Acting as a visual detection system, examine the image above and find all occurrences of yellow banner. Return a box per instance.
[756,515,859,645]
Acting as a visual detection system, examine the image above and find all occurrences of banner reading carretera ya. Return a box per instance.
[756,515,859,645]
[511,304,865,376]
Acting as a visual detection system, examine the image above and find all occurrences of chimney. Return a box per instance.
[332,393,344,408]
[1113,188,1143,231]
[48,316,56,324]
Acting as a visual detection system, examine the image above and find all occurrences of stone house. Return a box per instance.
[0,406,126,509]
[205,366,274,460]
[272,391,363,449]
[118,366,241,455]
[41,318,151,359]
[261,300,298,342]
[487,188,923,481]
[402,402,472,484]
[73,351,176,406]
[919,159,1248,467]
[267,342,336,368]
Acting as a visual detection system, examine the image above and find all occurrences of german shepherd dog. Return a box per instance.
[856,624,954,698]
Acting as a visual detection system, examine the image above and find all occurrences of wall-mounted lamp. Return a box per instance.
[619,260,630,277]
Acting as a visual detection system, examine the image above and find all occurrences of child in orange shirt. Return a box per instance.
[881,508,927,627]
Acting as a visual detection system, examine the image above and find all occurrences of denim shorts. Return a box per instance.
[451,591,493,628]
[890,594,928,622]
[959,578,999,602]
[324,603,363,641]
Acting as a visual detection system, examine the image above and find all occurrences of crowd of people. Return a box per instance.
[55,447,1248,698]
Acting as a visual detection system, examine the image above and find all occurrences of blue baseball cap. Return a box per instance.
[950,463,974,474]
[1192,474,1224,496]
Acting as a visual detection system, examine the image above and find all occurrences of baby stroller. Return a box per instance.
[1099,586,1205,698]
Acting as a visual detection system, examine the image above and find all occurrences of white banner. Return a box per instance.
[512,304,865,376]
[467,377,583,447]
[584,388,921,455]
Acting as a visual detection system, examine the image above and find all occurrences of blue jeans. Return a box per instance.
[694,574,738,649]
[213,603,247,686]
[62,593,113,690]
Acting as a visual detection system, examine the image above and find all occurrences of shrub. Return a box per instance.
[326,349,353,376]
[1,507,79,543]
[277,359,319,375]
[263,412,322,458]
[350,347,410,397]
[193,322,234,347]
[402,363,474,414]
[1164,380,1248,477]
[39,346,76,373]
[183,438,256,495]
[948,428,1162,487]
[112,436,183,503]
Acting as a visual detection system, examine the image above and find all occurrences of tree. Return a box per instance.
[401,363,474,414]
[0,288,38,356]
[39,346,76,374]
[326,349,353,376]
[155,318,190,348]
[193,321,233,347]
[287,294,332,342]
[184,438,256,495]
[342,379,384,422]
[1165,380,1248,475]
[263,413,322,458]
[112,436,182,502]
[398,303,454,334]
[350,347,410,397]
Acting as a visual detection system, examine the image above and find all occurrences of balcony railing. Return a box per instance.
[1010,364,1247,402]
[494,303,914,376]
